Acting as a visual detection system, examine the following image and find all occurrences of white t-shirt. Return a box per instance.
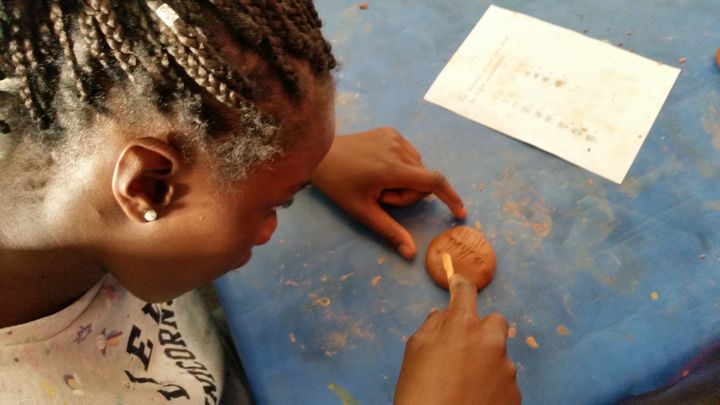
[0,275,225,404]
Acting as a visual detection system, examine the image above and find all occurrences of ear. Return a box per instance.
[112,137,183,223]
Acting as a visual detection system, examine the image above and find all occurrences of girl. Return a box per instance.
[0,1,520,403]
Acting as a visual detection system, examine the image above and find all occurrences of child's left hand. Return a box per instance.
[311,127,466,260]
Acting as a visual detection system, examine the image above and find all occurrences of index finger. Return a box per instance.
[390,166,466,218]
[434,176,467,219]
[447,274,478,315]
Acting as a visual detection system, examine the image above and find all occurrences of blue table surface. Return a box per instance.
[215,1,720,404]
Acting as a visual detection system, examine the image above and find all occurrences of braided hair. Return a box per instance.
[0,0,336,180]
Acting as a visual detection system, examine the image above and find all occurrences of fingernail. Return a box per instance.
[399,244,414,260]
[449,274,474,289]
[458,206,468,218]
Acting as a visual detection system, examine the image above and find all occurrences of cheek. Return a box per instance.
[255,212,278,246]
[206,209,276,257]
[180,208,258,265]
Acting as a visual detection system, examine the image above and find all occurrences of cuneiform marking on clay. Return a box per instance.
[436,229,487,266]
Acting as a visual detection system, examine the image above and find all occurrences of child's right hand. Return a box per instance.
[394,275,521,404]
[310,127,466,260]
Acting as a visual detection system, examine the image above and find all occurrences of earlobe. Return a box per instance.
[112,137,183,223]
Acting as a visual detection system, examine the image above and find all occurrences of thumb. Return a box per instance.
[360,202,416,259]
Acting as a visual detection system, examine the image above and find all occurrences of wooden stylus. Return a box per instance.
[441,252,455,281]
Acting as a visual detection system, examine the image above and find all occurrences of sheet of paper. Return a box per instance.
[424,5,680,184]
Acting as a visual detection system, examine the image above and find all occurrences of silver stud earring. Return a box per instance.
[144,209,158,222]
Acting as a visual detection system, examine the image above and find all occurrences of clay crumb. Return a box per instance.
[377,256,386,265]
[716,48,720,69]
[682,370,690,378]
[371,275,382,286]
[699,254,706,261]
[554,79,565,87]
[474,221,482,230]
[508,323,517,338]
[650,291,659,301]
[358,2,368,10]
[289,333,297,343]
[678,57,687,64]
[340,272,355,281]
[556,325,571,336]
[525,336,539,349]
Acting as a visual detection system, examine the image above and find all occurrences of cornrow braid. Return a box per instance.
[146,0,247,110]
[272,2,332,74]
[0,2,10,133]
[48,0,88,102]
[204,0,335,93]
[290,0,335,72]
[121,0,173,78]
[75,4,114,108]
[6,5,44,127]
[301,1,336,72]
[122,0,180,84]
[26,1,61,128]
[234,0,300,93]
[160,0,255,99]
[35,19,55,74]
[204,0,263,47]
[1,0,336,179]
[77,6,109,71]
[22,36,53,125]
[83,0,139,81]
[117,0,187,112]
[301,0,323,29]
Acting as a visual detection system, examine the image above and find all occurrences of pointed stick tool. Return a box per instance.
[441,252,455,282]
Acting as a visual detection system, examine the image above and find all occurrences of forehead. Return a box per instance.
[267,86,335,176]
[245,82,335,196]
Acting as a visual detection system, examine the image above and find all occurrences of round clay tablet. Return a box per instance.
[425,226,496,290]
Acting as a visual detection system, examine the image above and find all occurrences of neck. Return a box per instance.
[0,246,106,328]
[0,139,111,328]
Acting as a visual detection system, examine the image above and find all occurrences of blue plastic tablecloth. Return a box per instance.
[216,1,720,403]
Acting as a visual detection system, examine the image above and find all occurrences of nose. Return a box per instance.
[255,213,278,246]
